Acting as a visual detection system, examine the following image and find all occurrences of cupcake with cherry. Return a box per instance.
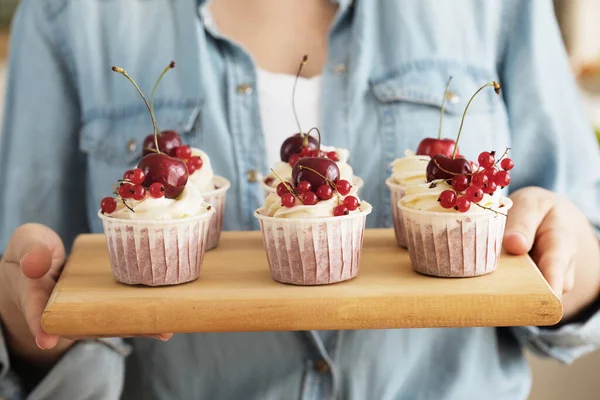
[386,77,459,248]
[398,81,513,278]
[99,62,215,286]
[136,64,231,251]
[255,130,372,285]
[261,56,363,198]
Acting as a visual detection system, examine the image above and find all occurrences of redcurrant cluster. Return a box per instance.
[275,178,359,217]
[172,145,203,174]
[288,147,339,167]
[438,149,513,213]
[100,167,169,214]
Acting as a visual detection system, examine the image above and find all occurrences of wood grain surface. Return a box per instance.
[42,229,562,336]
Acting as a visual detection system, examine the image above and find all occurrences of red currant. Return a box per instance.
[281,193,296,208]
[131,185,146,200]
[118,183,133,199]
[482,181,497,195]
[309,150,320,157]
[129,168,145,185]
[465,186,484,203]
[343,196,359,211]
[175,145,192,160]
[149,182,166,198]
[276,182,290,197]
[326,151,339,162]
[289,154,301,166]
[123,170,134,180]
[187,156,203,174]
[333,205,349,216]
[300,191,318,205]
[438,190,457,209]
[336,180,352,196]
[455,196,471,213]
[477,151,495,169]
[100,197,117,213]
[471,172,489,187]
[296,180,312,193]
[495,170,511,187]
[300,148,312,156]
[484,167,497,182]
[500,158,514,171]
[316,185,334,200]
[451,174,470,192]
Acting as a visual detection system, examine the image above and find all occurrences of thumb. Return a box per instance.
[5,223,66,275]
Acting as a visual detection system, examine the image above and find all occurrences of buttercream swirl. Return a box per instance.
[188,147,216,192]
[389,150,430,186]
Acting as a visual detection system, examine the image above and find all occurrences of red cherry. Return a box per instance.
[276,182,290,197]
[471,173,489,188]
[128,168,145,185]
[118,183,133,199]
[438,190,457,209]
[343,196,359,211]
[149,182,166,198]
[292,157,341,188]
[175,145,192,160]
[100,197,117,213]
[477,151,495,169]
[500,158,514,171]
[336,180,352,196]
[455,196,471,212]
[326,151,339,162]
[465,186,484,203]
[142,130,183,156]
[316,185,334,200]
[289,154,301,166]
[137,153,189,199]
[131,185,146,200]
[333,205,349,217]
[280,133,319,162]
[300,191,318,205]
[426,155,472,182]
[482,181,497,194]
[123,170,134,180]
[297,180,312,193]
[495,170,511,187]
[451,174,470,192]
[281,193,296,208]
[416,138,459,158]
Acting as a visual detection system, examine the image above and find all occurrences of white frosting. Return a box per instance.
[109,184,212,220]
[265,145,355,186]
[389,150,430,186]
[259,185,362,218]
[401,181,504,214]
[188,148,216,192]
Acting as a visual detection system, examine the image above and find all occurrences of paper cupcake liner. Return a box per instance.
[254,202,373,285]
[261,176,365,200]
[399,199,512,278]
[201,176,231,251]
[385,178,407,248]
[98,210,214,286]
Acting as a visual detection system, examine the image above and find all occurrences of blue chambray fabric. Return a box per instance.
[1,0,600,399]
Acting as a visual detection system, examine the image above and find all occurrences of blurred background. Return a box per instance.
[0,1,599,399]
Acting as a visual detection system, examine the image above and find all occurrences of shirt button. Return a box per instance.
[237,83,253,95]
[246,170,261,183]
[314,359,330,373]
[446,91,460,104]
[126,139,138,153]
[333,64,346,74]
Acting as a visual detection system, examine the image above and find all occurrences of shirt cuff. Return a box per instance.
[1,323,131,400]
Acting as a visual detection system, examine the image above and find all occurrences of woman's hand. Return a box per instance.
[504,187,600,321]
[0,224,172,368]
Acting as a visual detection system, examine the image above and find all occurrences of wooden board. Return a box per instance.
[42,230,562,336]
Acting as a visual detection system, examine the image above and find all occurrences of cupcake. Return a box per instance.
[99,62,215,286]
[255,156,372,285]
[386,151,430,247]
[399,80,510,278]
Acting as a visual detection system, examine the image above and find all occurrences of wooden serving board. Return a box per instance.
[42,229,562,336]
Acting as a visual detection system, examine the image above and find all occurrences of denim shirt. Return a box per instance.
[2,0,600,399]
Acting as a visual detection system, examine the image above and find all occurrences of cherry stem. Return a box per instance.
[306,127,322,153]
[433,159,473,177]
[437,76,453,140]
[270,169,302,203]
[494,147,511,166]
[149,61,176,149]
[452,81,502,159]
[474,202,507,217]
[112,66,161,153]
[292,55,308,142]
[298,165,338,192]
